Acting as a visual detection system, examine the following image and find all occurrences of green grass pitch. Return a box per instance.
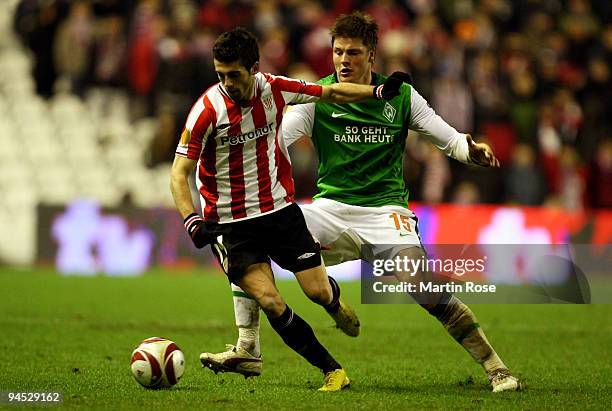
[1,268,611,410]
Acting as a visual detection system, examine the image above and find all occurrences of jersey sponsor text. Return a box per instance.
[220,123,274,146]
[334,125,393,144]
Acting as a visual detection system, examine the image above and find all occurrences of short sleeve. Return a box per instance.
[176,95,215,160]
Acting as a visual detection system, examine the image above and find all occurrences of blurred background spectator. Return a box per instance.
[9,0,612,209]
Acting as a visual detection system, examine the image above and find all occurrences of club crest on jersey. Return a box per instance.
[383,102,397,123]
[262,94,274,111]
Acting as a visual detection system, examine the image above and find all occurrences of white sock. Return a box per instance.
[231,283,261,357]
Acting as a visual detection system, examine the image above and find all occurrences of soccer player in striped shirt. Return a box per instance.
[170,27,406,391]
[201,15,520,393]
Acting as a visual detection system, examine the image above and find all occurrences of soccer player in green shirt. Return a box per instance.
[201,12,519,393]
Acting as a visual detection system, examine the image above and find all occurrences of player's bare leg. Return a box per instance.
[294,262,360,337]
[230,255,275,359]
[201,262,360,377]
[395,247,520,392]
[201,263,350,391]
[200,267,267,378]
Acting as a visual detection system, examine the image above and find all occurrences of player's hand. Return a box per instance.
[184,213,214,248]
[467,134,500,167]
[373,71,412,100]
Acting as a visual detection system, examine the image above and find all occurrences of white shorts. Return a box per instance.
[300,198,423,266]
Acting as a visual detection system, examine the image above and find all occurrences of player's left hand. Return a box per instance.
[373,71,412,100]
[467,134,500,167]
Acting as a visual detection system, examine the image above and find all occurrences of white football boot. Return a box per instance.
[488,369,521,392]
[200,344,262,378]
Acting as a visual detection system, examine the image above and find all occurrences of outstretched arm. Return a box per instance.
[319,82,375,103]
[409,87,499,167]
[319,71,410,103]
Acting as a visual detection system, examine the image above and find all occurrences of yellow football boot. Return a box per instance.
[328,299,360,337]
[318,369,351,392]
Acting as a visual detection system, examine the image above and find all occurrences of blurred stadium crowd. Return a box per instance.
[9,0,612,209]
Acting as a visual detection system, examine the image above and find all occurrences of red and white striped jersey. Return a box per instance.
[176,72,323,223]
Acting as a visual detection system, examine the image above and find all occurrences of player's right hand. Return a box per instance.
[184,213,213,248]
[373,71,412,100]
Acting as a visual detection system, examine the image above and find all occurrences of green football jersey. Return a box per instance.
[312,73,412,207]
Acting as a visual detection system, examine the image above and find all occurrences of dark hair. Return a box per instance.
[212,27,260,70]
[330,11,378,51]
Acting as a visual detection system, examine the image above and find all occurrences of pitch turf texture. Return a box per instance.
[1,268,611,410]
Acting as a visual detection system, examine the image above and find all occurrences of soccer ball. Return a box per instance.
[130,337,185,389]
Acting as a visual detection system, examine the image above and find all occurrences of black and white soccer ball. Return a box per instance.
[130,337,185,389]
